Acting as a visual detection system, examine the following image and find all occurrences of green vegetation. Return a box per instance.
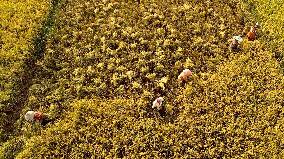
[1,0,284,158]
[0,0,51,104]
[0,0,51,143]
[247,0,284,70]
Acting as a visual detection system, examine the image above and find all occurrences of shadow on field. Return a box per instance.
[1,0,62,142]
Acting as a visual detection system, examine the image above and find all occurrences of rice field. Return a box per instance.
[1,0,284,158]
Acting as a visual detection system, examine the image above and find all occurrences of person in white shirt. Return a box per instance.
[25,111,53,126]
[152,97,164,110]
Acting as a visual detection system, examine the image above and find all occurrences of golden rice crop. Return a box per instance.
[1,0,284,158]
[0,0,51,104]
[0,0,51,157]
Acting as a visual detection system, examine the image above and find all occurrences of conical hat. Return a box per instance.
[25,111,35,122]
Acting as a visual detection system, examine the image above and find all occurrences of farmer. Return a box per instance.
[25,111,53,126]
[178,69,192,82]
[229,35,243,52]
[152,97,164,110]
[247,22,259,41]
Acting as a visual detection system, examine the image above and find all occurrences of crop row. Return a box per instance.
[0,0,51,104]
[0,0,51,149]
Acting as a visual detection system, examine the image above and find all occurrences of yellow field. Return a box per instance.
[0,0,51,103]
[0,0,51,157]
[1,0,284,158]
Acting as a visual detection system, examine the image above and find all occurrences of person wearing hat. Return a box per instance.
[25,111,54,126]
[152,97,164,110]
[152,97,168,117]
[247,22,259,41]
[229,35,243,52]
[178,69,192,82]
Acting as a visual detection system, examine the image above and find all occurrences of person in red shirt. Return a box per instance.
[25,111,54,126]
[34,111,43,122]
[247,22,259,41]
